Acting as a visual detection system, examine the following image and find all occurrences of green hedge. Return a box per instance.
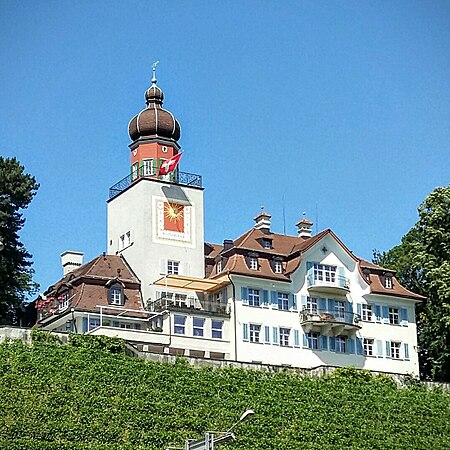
[0,338,449,449]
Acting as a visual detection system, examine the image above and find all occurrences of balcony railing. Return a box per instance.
[109,169,203,199]
[300,308,361,331]
[149,296,229,316]
[307,274,350,293]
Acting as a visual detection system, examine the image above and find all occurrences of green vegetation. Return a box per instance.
[1,337,450,450]
[374,185,450,381]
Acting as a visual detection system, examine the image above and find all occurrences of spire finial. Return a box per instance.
[152,60,160,84]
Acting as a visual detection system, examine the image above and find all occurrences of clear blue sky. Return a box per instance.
[1,1,449,298]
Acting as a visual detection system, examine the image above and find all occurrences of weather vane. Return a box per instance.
[152,60,160,84]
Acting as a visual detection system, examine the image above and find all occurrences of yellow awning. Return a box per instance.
[153,274,230,292]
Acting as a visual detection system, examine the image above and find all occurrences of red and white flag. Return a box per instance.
[158,152,183,176]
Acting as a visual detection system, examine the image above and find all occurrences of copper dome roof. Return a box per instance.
[128,81,181,142]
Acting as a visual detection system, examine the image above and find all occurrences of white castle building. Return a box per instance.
[36,71,424,376]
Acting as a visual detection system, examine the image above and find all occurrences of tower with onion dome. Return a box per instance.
[107,65,205,305]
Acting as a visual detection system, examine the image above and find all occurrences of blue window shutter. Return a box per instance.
[289,294,297,310]
[400,308,408,325]
[404,343,409,359]
[221,287,227,302]
[357,303,362,318]
[264,326,270,343]
[82,317,88,333]
[271,291,278,308]
[243,323,249,341]
[273,327,279,344]
[376,339,383,356]
[306,261,313,271]
[319,298,327,312]
[306,262,314,285]
[301,296,307,309]
[337,266,345,287]
[385,341,391,358]
[321,335,328,351]
[241,287,248,305]
[357,338,364,355]
[294,330,300,347]
[327,298,335,313]
[375,305,382,322]
[348,338,355,354]
[382,306,389,324]
[329,336,336,352]
[262,290,269,306]
[302,333,308,348]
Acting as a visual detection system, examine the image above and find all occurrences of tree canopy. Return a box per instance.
[375,186,450,381]
[0,157,39,324]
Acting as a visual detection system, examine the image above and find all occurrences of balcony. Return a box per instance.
[300,308,361,334]
[307,274,350,295]
[109,169,202,200]
[149,295,230,317]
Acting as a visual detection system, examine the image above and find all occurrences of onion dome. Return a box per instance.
[128,75,181,143]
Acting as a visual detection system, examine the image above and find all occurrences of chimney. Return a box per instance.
[61,251,84,275]
[296,213,313,238]
[254,209,271,232]
[223,239,234,252]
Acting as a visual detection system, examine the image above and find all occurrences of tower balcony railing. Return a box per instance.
[109,168,202,199]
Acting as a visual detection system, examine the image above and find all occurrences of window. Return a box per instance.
[212,320,223,339]
[279,328,290,347]
[335,335,348,353]
[89,318,100,331]
[314,264,336,283]
[262,239,271,249]
[307,297,318,314]
[58,292,69,311]
[335,300,345,319]
[248,288,260,307]
[249,257,258,270]
[385,277,393,289]
[119,231,132,250]
[174,293,187,307]
[363,338,374,356]
[131,162,139,180]
[307,331,319,350]
[167,260,180,275]
[390,341,401,359]
[109,285,123,305]
[216,260,222,273]
[362,304,372,321]
[193,317,205,337]
[389,307,399,325]
[249,324,261,343]
[142,159,154,176]
[174,315,186,334]
[274,261,282,273]
[277,293,289,310]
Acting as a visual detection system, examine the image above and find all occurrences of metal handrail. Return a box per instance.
[307,274,350,289]
[149,296,229,315]
[109,168,202,199]
[300,307,361,325]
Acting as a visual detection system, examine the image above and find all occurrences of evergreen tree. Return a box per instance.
[375,186,450,381]
[0,157,39,324]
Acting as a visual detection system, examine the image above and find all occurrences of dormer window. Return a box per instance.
[217,260,222,274]
[109,283,124,306]
[249,257,258,270]
[262,239,272,249]
[385,276,393,289]
[274,261,283,274]
[58,292,70,312]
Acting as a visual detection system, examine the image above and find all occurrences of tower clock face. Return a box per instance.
[156,200,192,243]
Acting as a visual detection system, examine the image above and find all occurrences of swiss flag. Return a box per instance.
[158,152,183,176]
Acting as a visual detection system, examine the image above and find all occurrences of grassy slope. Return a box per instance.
[0,338,449,450]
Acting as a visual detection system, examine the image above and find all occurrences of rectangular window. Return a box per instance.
[335,300,345,319]
[89,318,100,331]
[249,257,258,270]
[389,307,399,325]
[274,261,282,273]
[174,293,187,307]
[131,162,139,180]
[279,328,290,347]
[335,336,347,353]
[363,338,374,356]
[314,264,336,283]
[142,159,154,176]
[263,239,271,249]
[110,288,122,305]
[278,293,289,310]
[390,341,401,359]
[58,293,69,311]
[211,320,223,339]
[385,277,392,289]
[167,260,180,275]
[249,324,261,343]
[307,297,318,314]
[307,331,319,350]
[362,304,372,321]
[174,315,186,334]
[193,317,205,337]
[216,260,222,273]
[248,288,260,307]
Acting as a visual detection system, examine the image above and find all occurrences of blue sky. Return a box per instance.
[1,1,449,298]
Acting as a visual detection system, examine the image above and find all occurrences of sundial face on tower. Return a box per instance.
[155,200,192,243]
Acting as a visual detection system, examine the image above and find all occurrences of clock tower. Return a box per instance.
[107,69,205,305]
